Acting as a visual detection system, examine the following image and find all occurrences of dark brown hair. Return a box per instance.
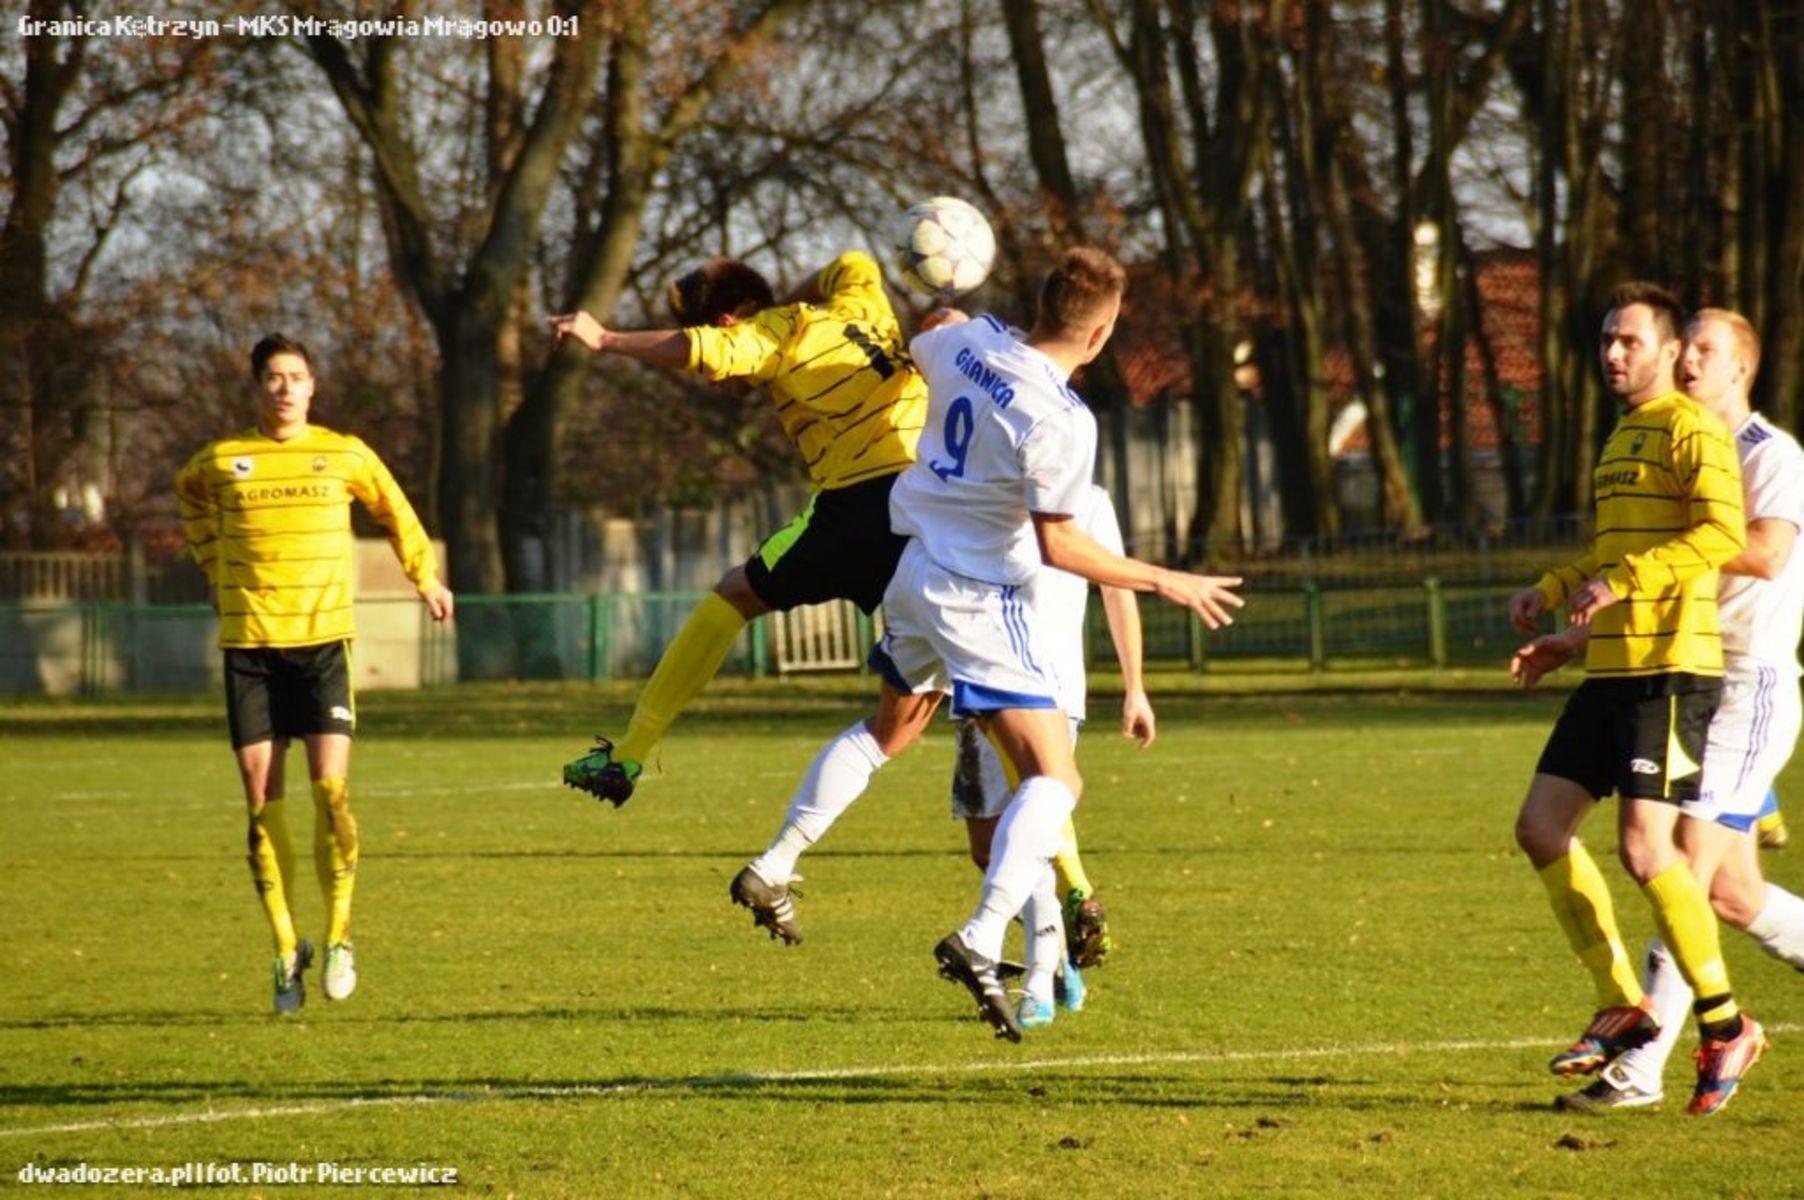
[1606,281,1685,344]
[250,333,315,379]
[1035,248,1126,337]
[667,259,776,326]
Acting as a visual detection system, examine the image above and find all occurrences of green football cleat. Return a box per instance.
[562,737,641,807]
[272,939,313,1016]
[1063,889,1113,968]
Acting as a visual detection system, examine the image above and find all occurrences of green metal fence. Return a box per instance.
[3,581,1527,698]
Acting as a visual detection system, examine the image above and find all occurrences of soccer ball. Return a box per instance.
[892,197,997,299]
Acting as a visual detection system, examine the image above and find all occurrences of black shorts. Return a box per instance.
[743,473,909,614]
[224,642,356,748]
[1536,673,1721,802]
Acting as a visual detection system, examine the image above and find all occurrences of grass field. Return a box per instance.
[3,676,1801,1197]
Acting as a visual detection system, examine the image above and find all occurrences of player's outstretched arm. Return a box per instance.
[546,310,690,368]
[1034,513,1244,629]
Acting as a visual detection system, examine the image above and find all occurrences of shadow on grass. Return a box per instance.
[0,1064,1542,1122]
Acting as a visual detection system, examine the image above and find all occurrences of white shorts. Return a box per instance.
[1690,659,1802,830]
[872,539,1066,716]
[949,713,1082,820]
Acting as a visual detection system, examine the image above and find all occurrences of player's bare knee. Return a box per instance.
[714,567,768,619]
[869,694,937,756]
[1513,810,1560,866]
[1709,878,1764,928]
[1614,836,1666,886]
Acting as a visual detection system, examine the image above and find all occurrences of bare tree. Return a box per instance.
[1,0,219,547]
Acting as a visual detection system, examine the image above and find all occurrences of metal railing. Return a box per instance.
[3,581,1532,697]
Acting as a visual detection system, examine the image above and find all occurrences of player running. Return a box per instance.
[950,482,1149,1028]
[1507,284,1765,1116]
[547,253,933,805]
[177,334,454,1013]
[1516,309,1795,1115]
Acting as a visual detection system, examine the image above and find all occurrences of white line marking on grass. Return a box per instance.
[8,1023,1797,1140]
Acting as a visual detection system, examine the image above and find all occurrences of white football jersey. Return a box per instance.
[1719,412,1804,672]
[1034,485,1124,720]
[889,315,1098,586]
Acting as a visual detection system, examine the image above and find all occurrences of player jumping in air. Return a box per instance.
[547,254,934,805]
[177,335,453,1013]
[731,250,1242,1040]
[949,482,1150,1027]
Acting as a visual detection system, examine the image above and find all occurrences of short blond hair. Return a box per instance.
[1035,248,1126,337]
[1688,307,1761,385]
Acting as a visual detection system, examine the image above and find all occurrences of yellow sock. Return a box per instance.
[616,592,747,765]
[1538,844,1642,1009]
[1052,817,1093,898]
[248,796,299,959]
[1644,862,1736,1020]
[312,778,358,946]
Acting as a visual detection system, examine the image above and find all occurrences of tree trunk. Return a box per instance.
[436,320,505,593]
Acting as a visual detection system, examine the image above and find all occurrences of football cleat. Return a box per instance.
[728,865,803,945]
[1017,994,1056,1030]
[1756,809,1790,851]
[933,933,1021,1043]
[1549,1001,1660,1076]
[273,938,313,1015]
[1553,1062,1662,1112]
[322,941,357,1002]
[1064,889,1113,968]
[562,737,641,807]
[1689,1017,1769,1117]
[1055,959,1087,1013]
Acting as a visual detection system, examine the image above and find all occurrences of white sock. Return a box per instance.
[959,776,1076,962]
[748,722,888,884]
[1021,865,1063,1005]
[1613,938,1690,1094]
[1744,883,1804,970]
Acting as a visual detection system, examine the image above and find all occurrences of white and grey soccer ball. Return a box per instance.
[892,197,997,299]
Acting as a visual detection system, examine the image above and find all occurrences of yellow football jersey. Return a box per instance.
[684,251,927,489]
[176,425,440,649]
[1536,392,1744,676]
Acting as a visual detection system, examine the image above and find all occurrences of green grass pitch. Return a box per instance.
[2,677,1800,1197]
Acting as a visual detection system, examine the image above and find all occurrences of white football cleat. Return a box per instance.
[322,941,357,1002]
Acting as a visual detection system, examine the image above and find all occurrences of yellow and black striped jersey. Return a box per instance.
[1536,392,1744,676]
[176,425,440,650]
[684,251,927,489]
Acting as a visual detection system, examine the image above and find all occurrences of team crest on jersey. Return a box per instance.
[1630,432,1647,457]
[231,457,253,479]
[312,455,328,473]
